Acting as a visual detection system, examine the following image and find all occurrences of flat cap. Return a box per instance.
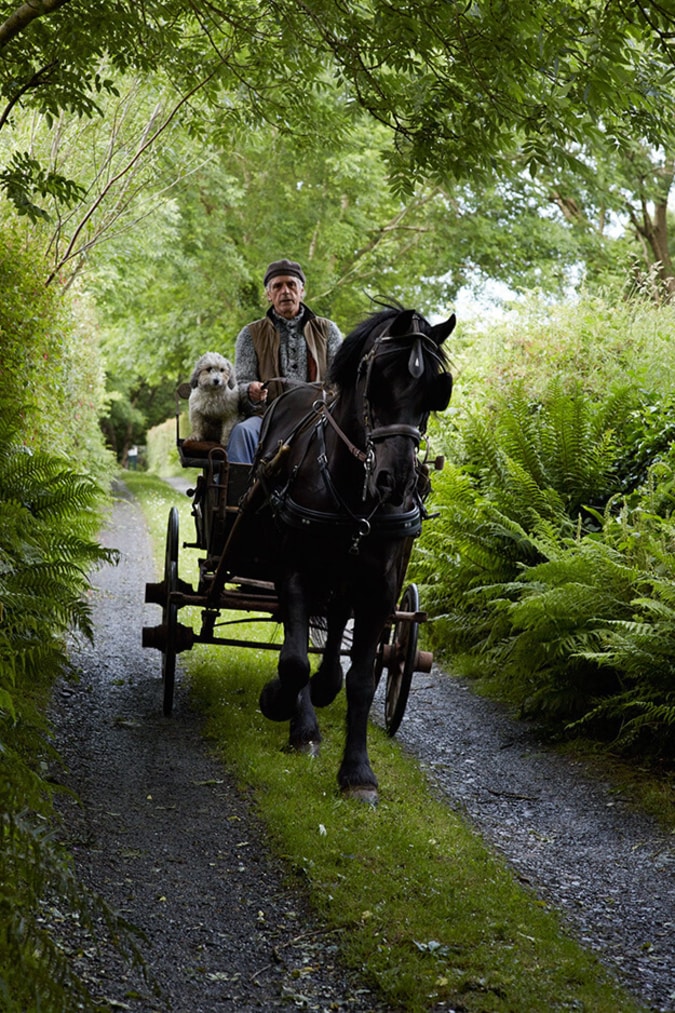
[264,258,306,287]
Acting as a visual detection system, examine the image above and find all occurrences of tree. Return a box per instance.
[0,2,181,215]
[3,0,675,330]
[511,140,675,298]
[0,1,342,219]
[287,1,675,185]
[83,109,597,397]
[622,147,675,297]
[2,1,675,221]
[100,373,176,464]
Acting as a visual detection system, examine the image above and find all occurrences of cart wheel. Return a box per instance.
[384,584,419,737]
[161,507,179,717]
[309,616,328,649]
[373,621,392,690]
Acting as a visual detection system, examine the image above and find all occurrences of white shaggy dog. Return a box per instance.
[186,352,241,445]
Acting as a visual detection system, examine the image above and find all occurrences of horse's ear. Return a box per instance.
[430,314,456,346]
[389,309,417,336]
[428,372,453,411]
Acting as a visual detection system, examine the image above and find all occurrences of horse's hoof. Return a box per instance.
[341,785,379,806]
[288,739,321,758]
[310,672,342,708]
[259,679,296,722]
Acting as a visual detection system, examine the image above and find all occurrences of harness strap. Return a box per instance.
[313,417,380,534]
[368,423,421,444]
[313,400,367,462]
[256,386,328,474]
[275,494,422,540]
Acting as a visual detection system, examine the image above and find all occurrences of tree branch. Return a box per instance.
[45,65,222,285]
[0,61,58,131]
[315,188,441,301]
[0,0,71,52]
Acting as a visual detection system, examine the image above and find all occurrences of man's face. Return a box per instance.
[266,275,304,319]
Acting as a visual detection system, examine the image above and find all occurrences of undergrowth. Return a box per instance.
[0,421,141,1011]
[412,295,675,763]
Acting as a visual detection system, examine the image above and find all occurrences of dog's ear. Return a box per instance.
[226,361,237,389]
[190,362,203,388]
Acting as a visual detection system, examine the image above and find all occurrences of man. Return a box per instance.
[226,258,343,463]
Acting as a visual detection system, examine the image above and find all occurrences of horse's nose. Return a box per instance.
[374,469,405,506]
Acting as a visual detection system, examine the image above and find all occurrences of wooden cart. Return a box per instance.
[142,384,433,731]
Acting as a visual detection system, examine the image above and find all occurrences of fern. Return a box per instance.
[569,570,675,756]
[495,454,571,529]
[537,379,614,509]
[427,303,675,759]
[570,693,675,756]
[0,419,136,1009]
[413,463,545,653]
[0,812,146,1013]
[465,541,637,718]
[459,378,637,523]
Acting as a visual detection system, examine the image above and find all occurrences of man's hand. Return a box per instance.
[248,381,268,404]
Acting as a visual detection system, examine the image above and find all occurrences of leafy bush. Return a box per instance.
[145,415,184,477]
[452,294,675,409]
[0,418,141,1009]
[0,220,109,470]
[414,296,675,759]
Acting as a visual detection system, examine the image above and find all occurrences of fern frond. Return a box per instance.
[569,692,675,757]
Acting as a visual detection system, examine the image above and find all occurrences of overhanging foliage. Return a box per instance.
[1,1,675,212]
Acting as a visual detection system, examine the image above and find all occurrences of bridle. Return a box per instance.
[313,314,446,498]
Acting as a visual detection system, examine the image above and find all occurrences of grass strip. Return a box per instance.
[126,472,646,1013]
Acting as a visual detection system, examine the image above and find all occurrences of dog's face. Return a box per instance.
[190,353,234,392]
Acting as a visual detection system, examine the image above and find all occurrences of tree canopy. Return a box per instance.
[2,1,675,208]
[2,0,675,457]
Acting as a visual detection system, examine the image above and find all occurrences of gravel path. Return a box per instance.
[390,674,675,1012]
[53,484,392,1012]
[52,481,675,1012]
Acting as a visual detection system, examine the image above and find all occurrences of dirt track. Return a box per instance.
[53,483,392,1012]
[52,481,675,1012]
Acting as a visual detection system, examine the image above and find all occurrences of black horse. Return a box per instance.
[247,305,455,803]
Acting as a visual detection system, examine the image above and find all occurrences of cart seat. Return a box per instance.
[178,437,230,467]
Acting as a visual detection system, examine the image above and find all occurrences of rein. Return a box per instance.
[313,398,368,463]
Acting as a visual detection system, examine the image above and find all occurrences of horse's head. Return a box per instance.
[330,307,455,506]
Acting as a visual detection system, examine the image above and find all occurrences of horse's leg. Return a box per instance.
[259,570,312,723]
[338,608,389,805]
[289,682,321,755]
[310,599,350,708]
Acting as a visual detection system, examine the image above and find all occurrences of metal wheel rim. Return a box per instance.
[161,508,179,716]
[384,584,419,736]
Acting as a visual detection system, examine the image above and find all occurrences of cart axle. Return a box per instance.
[381,644,433,674]
[145,576,194,606]
[142,622,195,654]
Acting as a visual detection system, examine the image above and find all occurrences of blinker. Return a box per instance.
[408,337,424,378]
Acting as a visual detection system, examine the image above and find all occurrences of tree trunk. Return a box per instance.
[631,157,675,299]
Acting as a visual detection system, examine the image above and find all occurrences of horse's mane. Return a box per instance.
[329,304,447,389]
[329,306,400,388]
